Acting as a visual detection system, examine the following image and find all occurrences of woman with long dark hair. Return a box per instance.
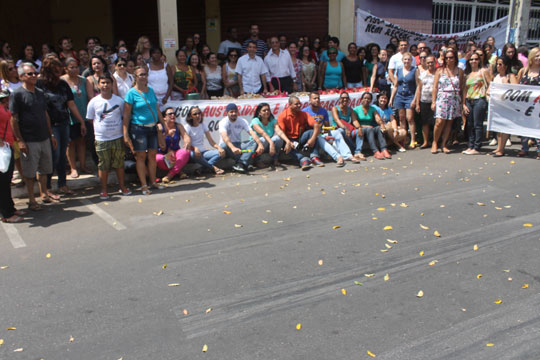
[250,102,290,167]
[156,107,191,183]
[342,43,366,88]
[37,57,86,196]
[222,48,240,97]
[370,49,390,93]
[365,43,380,80]
[353,92,391,160]
[86,55,118,98]
[16,43,41,71]
[147,47,173,109]
[501,43,523,75]
[299,45,317,92]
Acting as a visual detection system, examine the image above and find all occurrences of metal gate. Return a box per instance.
[432,0,540,45]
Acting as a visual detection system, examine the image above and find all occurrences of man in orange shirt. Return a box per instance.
[277,96,322,170]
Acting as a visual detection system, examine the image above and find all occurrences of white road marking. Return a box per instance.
[1,223,27,248]
[79,199,127,230]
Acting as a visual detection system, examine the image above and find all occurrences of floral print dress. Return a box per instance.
[435,69,461,120]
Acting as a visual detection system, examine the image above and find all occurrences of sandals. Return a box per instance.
[58,187,75,195]
[27,202,42,211]
[214,167,225,175]
[354,153,366,161]
[141,186,152,195]
[120,188,132,196]
[46,192,61,200]
[1,215,23,223]
[347,157,361,163]
[336,161,345,167]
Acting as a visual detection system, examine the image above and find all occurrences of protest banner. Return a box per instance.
[356,8,507,52]
[487,82,540,139]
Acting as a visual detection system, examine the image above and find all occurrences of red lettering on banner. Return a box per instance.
[216,105,224,117]
[203,106,210,117]
[534,95,540,104]
[273,103,280,114]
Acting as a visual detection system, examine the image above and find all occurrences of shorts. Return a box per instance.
[95,137,125,171]
[130,124,158,152]
[394,93,415,110]
[70,122,83,141]
[419,102,435,125]
[20,139,53,178]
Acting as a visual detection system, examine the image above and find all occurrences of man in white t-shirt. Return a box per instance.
[388,39,417,83]
[219,103,264,173]
[217,27,242,62]
[86,74,131,199]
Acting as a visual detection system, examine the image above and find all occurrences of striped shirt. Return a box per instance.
[241,39,268,58]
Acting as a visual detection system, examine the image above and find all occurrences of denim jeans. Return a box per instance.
[466,97,487,150]
[521,137,540,153]
[47,123,70,189]
[222,140,257,166]
[339,128,364,155]
[319,129,353,159]
[190,149,222,170]
[288,129,320,165]
[363,126,387,152]
[257,135,284,160]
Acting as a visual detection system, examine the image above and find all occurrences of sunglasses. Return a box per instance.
[137,73,148,77]
[191,111,201,115]
[445,56,455,59]
[25,72,38,76]
[470,58,479,61]
[420,56,426,59]
[117,63,126,67]
[229,54,238,57]
[165,112,176,116]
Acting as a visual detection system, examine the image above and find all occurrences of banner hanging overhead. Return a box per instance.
[487,83,540,139]
[356,8,508,52]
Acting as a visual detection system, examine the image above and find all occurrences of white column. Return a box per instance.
[157,0,179,64]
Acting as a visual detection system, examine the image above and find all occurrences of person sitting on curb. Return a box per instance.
[277,95,322,170]
[218,103,264,173]
[86,73,131,199]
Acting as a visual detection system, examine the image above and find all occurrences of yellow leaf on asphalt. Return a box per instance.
[383,226,393,230]
[372,217,378,220]
[364,273,375,277]
[333,225,341,230]
[477,202,486,206]
[0,339,3,346]
[202,344,208,352]
[223,210,232,215]
[377,208,386,211]
[153,210,164,216]
[503,269,510,272]
[522,284,529,289]
[318,259,323,266]
[504,205,511,208]
[367,350,376,357]
[420,212,425,216]
[473,244,479,251]
[531,193,536,197]
[477,274,483,279]
[510,160,516,164]
[262,220,268,224]
[440,204,446,208]
[13,348,23,352]
[183,309,188,315]
[494,299,502,304]
[523,223,533,227]
[7,327,16,330]
[420,224,430,230]
[0,266,8,269]
[46,253,51,258]
[138,198,142,203]
[387,239,398,244]
[385,244,392,249]
[162,264,167,269]
[341,288,347,295]
[69,335,74,342]
[417,290,424,298]
[434,231,441,237]
[429,260,438,266]
[400,203,408,207]
[419,251,425,256]
[234,224,243,228]
[296,323,302,330]
[206,307,212,314]
[384,273,390,281]
[486,343,494,347]
[508,277,513,281]
[380,249,388,253]
[495,207,502,210]
[168,283,180,287]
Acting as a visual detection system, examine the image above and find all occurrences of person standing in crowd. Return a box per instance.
[10,63,57,210]
[390,52,417,148]
[16,44,42,71]
[303,92,357,166]
[300,45,317,92]
[250,102,289,167]
[85,36,100,55]
[189,53,205,95]
[200,45,211,66]
[374,91,407,152]
[241,24,268,58]
[135,36,152,63]
[0,41,12,61]
[182,37,197,58]
[517,46,529,68]
[288,42,303,91]
[264,37,297,94]
[222,49,240,98]
[277,96,321,170]
[409,44,419,58]
[388,39,417,84]
[386,43,396,60]
[319,37,346,63]
[501,43,523,75]
[319,48,345,90]
[431,48,464,154]
[332,91,366,160]
[365,44,380,80]
[219,103,264,173]
[414,53,437,149]
[78,49,90,74]
[279,35,288,50]
[40,43,55,61]
[490,56,518,157]
[184,106,225,175]
[1,60,21,92]
[86,55,118,98]
[414,42,428,64]
[370,49,391,93]
[172,49,197,100]
[113,58,134,99]
[0,90,25,222]
[123,66,166,195]
[312,38,322,62]
[342,42,366,88]
[204,52,223,98]
[86,74,131,199]
[147,47,173,109]
[353,92,391,160]
[462,51,491,155]
[218,27,242,62]
[37,57,87,196]
[61,58,91,178]
[193,33,203,53]
[516,47,540,160]
[58,37,78,64]
[236,41,269,95]
[156,107,190,183]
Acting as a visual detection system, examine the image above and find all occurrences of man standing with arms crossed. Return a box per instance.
[10,63,57,210]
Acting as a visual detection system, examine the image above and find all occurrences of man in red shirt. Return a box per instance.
[277,96,322,170]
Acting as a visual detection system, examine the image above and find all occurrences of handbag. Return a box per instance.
[0,119,12,173]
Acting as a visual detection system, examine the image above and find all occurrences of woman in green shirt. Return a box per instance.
[352,92,391,160]
[250,103,289,167]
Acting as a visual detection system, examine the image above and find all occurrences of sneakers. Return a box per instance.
[488,138,497,146]
[232,162,247,173]
[311,157,325,167]
[99,192,110,200]
[300,159,312,170]
[382,149,392,159]
[120,188,132,196]
[373,151,385,160]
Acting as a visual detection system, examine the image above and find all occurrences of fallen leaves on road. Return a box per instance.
[522,284,529,289]
[473,244,479,251]
[296,323,302,330]
[387,239,398,244]
[223,210,232,215]
[183,309,188,315]
[400,203,408,208]
[168,283,180,287]
[523,223,533,227]
[417,290,424,298]
[384,273,390,282]
[354,281,363,286]
[383,226,393,231]
[377,207,386,211]
[420,224,430,230]
[0,266,8,269]
[153,210,164,216]
[332,225,341,230]
[318,259,323,266]
[206,308,212,314]
[494,299,502,304]
[7,327,16,330]
[367,350,376,357]
[69,335,74,342]
[13,348,23,352]
[162,264,167,269]
[477,274,483,279]
[234,224,243,228]
[477,202,486,206]
[202,344,208,352]
[419,251,425,257]
[341,288,347,295]
[486,343,494,347]
[429,260,438,266]
[433,231,441,237]
[364,273,375,278]
[46,253,51,258]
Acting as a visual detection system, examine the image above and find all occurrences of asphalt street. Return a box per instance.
[1,147,539,360]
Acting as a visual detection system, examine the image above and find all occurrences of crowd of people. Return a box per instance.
[0,29,539,224]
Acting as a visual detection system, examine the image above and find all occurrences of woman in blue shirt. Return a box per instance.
[123,66,166,195]
[319,48,346,90]
[373,91,407,152]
